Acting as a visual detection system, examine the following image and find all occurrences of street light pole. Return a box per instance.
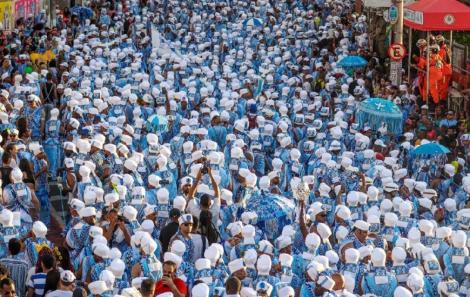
[389,0,404,86]
[395,0,404,44]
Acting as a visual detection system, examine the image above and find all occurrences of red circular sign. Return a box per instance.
[388,43,407,61]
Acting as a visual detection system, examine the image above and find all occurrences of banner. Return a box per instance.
[0,0,13,31]
[15,0,39,20]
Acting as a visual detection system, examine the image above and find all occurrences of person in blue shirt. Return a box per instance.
[439,111,458,128]
[361,248,398,297]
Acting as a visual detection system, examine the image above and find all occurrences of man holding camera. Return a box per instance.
[186,158,221,227]
[154,252,187,297]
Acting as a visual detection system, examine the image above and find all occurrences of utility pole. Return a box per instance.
[389,0,404,86]
[395,0,404,44]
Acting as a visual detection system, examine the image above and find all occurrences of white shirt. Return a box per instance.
[186,197,220,227]
[190,233,209,264]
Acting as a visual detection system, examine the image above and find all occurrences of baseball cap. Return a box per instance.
[60,270,76,283]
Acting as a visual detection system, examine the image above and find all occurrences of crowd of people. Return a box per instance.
[0,0,468,296]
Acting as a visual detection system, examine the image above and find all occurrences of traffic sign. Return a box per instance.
[389,5,398,24]
[388,43,406,61]
[390,60,402,86]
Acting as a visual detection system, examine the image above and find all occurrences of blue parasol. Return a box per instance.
[356,98,403,135]
[411,143,450,156]
[246,192,295,241]
[337,55,368,69]
[243,18,264,28]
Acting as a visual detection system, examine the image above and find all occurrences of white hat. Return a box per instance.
[418,198,433,210]
[141,237,158,255]
[392,247,407,264]
[305,233,321,251]
[108,258,125,278]
[89,226,103,238]
[325,250,339,265]
[228,258,245,274]
[307,261,325,281]
[32,221,48,237]
[99,270,115,290]
[353,220,370,231]
[10,168,23,183]
[178,214,193,225]
[279,253,293,267]
[383,183,399,192]
[422,189,437,199]
[436,227,452,239]
[359,245,373,260]
[444,199,457,212]
[173,196,186,211]
[317,223,332,241]
[452,230,468,248]
[140,220,155,233]
[276,236,292,250]
[170,240,186,256]
[192,283,210,297]
[131,277,147,289]
[257,254,272,275]
[123,205,138,221]
[156,188,170,204]
[278,286,295,297]
[93,243,110,259]
[418,219,435,235]
[258,240,274,255]
[317,275,335,291]
[371,248,386,267]
[124,159,138,171]
[0,209,14,227]
[60,270,76,283]
[444,164,456,177]
[408,227,421,243]
[104,192,119,205]
[227,221,243,237]
[345,248,360,264]
[88,281,108,295]
[164,252,182,268]
[394,286,412,297]
[121,287,142,297]
[195,258,211,271]
[204,246,221,265]
[399,201,413,216]
[240,287,257,297]
[319,183,331,196]
[407,273,424,293]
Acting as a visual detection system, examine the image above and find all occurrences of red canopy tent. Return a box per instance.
[404,0,470,31]
[404,0,470,103]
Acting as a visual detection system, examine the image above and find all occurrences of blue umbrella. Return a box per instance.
[246,192,295,241]
[243,18,264,28]
[337,55,368,69]
[356,98,403,135]
[412,143,450,156]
